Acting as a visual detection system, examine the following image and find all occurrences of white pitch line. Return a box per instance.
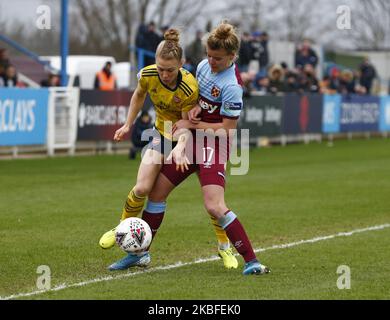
[1,223,389,300]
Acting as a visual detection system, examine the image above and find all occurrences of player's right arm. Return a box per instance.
[188,104,201,123]
[114,83,147,141]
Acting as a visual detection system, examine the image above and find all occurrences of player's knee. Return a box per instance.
[149,189,168,203]
[134,184,152,197]
[204,202,225,219]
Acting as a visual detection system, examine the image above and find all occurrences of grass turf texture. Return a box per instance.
[0,138,389,299]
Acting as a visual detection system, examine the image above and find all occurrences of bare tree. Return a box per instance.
[146,0,208,31]
[69,0,210,61]
[262,0,321,43]
[71,0,136,60]
[347,0,390,50]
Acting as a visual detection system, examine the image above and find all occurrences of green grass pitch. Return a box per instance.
[0,138,389,299]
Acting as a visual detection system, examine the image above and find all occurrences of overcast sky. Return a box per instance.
[1,0,59,25]
[1,0,389,51]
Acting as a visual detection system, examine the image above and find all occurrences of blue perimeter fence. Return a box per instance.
[0,88,389,147]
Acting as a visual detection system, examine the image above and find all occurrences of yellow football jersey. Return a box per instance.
[137,64,199,140]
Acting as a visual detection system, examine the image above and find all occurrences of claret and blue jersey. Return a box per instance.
[196,59,244,123]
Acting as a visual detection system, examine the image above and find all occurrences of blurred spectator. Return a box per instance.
[135,24,148,57]
[268,64,285,94]
[135,22,161,67]
[237,32,253,72]
[251,31,269,75]
[319,75,337,95]
[94,61,117,91]
[253,74,270,95]
[338,69,356,94]
[240,70,256,97]
[1,65,18,87]
[354,84,367,95]
[185,30,205,76]
[183,57,196,75]
[41,73,61,87]
[297,64,319,93]
[129,110,153,160]
[0,64,5,87]
[358,57,377,95]
[328,67,341,93]
[295,39,318,69]
[280,61,289,74]
[0,48,10,69]
[284,71,300,93]
[160,25,170,40]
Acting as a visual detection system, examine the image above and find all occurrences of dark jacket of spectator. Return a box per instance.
[0,48,10,69]
[185,31,204,73]
[338,70,356,94]
[295,40,318,69]
[129,111,153,159]
[2,65,18,87]
[283,72,300,93]
[251,31,269,70]
[253,74,270,94]
[268,64,285,94]
[237,32,253,72]
[136,22,161,67]
[297,64,319,93]
[359,58,377,94]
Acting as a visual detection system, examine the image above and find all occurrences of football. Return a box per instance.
[115,217,152,253]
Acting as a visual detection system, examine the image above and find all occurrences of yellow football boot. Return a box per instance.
[218,247,238,269]
[99,228,116,249]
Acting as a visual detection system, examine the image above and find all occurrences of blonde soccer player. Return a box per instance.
[134,22,270,275]
[100,29,238,270]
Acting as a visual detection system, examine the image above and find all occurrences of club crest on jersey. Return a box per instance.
[211,85,221,98]
[173,95,181,103]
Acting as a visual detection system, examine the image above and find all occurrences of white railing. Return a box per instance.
[47,87,79,156]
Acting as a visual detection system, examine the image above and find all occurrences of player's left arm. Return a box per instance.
[172,109,192,150]
[167,102,196,172]
[172,87,198,146]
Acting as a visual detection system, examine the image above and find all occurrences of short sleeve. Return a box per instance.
[220,84,243,119]
[196,59,208,79]
[137,70,148,91]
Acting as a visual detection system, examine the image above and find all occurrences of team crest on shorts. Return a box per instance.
[211,85,221,98]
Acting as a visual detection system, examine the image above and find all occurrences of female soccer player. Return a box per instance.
[100,29,236,270]
[134,22,270,275]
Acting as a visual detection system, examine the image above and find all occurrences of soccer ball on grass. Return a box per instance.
[115,217,152,253]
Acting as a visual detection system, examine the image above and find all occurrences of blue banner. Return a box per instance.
[282,94,323,134]
[340,95,380,132]
[322,95,341,133]
[0,88,49,146]
[379,96,390,132]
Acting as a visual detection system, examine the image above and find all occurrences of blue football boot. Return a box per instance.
[243,259,270,275]
[108,251,151,271]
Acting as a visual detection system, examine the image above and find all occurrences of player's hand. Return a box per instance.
[114,124,130,141]
[167,146,190,173]
[188,105,201,124]
[172,120,192,136]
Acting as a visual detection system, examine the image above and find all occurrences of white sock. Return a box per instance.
[218,242,230,251]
